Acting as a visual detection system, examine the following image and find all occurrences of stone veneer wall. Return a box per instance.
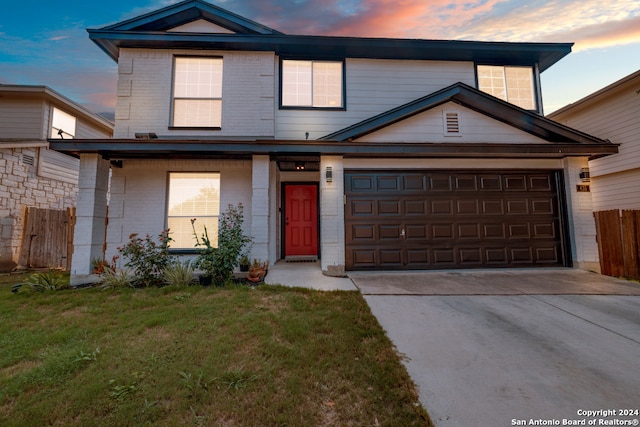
[0,147,77,271]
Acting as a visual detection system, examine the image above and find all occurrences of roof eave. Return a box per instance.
[87,31,572,69]
[49,139,617,160]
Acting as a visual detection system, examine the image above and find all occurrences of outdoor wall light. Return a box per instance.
[325,166,333,183]
[295,162,305,170]
[579,167,590,182]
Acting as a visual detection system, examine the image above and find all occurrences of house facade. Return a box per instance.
[0,85,113,272]
[50,0,617,285]
[548,70,640,211]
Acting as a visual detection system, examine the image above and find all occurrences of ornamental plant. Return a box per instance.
[118,230,175,287]
[192,203,253,285]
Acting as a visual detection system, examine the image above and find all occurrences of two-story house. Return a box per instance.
[50,0,617,285]
[0,84,113,272]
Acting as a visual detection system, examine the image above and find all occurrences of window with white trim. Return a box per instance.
[281,60,343,108]
[167,172,220,249]
[477,65,536,110]
[172,57,223,127]
[50,107,76,139]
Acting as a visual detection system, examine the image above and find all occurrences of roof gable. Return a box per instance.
[320,83,610,145]
[100,0,282,35]
[167,19,235,34]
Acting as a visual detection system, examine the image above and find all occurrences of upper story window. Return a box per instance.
[50,107,76,139]
[172,57,223,128]
[477,65,536,110]
[281,60,344,108]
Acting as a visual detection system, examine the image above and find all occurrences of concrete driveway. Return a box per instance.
[352,269,640,427]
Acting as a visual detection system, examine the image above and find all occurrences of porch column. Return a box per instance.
[320,156,345,276]
[563,157,600,273]
[251,155,271,265]
[70,153,110,286]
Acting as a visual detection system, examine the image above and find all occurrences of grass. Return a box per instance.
[0,271,432,426]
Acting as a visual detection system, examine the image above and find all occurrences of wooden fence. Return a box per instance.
[593,210,640,279]
[18,207,76,270]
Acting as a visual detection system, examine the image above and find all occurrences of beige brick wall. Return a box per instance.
[0,147,77,269]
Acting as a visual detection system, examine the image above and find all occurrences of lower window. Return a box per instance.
[167,172,220,249]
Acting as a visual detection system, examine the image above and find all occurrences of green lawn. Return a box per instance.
[0,272,432,426]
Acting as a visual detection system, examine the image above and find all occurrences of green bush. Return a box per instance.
[192,204,252,285]
[98,267,135,289]
[163,261,195,287]
[118,231,175,287]
[12,269,70,293]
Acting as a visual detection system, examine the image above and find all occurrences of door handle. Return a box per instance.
[285,217,289,226]
[400,228,405,239]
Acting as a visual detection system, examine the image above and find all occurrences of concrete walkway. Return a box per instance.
[264,261,357,291]
[265,263,640,426]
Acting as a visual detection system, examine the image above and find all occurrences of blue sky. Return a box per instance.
[1,0,639,115]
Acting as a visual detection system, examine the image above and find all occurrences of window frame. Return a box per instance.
[170,56,224,130]
[279,58,346,110]
[50,107,76,139]
[166,171,221,252]
[475,64,540,112]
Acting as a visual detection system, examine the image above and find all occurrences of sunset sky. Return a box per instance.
[1,0,639,115]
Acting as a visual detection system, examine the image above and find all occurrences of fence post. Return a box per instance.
[621,210,640,279]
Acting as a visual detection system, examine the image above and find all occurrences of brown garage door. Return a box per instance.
[345,170,569,270]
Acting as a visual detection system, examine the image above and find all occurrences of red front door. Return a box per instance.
[285,184,318,257]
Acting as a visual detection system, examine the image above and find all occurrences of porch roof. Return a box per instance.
[49,138,617,161]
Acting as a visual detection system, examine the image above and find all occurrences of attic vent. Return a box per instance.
[444,111,461,136]
[22,154,35,166]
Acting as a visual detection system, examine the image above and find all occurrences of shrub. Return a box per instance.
[98,267,135,289]
[118,231,175,287]
[192,204,253,284]
[12,269,70,293]
[163,261,196,287]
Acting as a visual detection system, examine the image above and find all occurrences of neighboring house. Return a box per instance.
[50,0,617,285]
[548,70,640,211]
[0,85,114,272]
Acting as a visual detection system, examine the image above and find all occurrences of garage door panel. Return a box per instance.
[460,248,482,263]
[458,224,481,239]
[531,199,554,214]
[406,224,427,239]
[529,175,552,191]
[350,176,374,191]
[536,247,559,262]
[378,200,400,215]
[380,250,403,265]
[479,175,502,190]
[378,175,400,191]
[350,200,375,216]
[506,200,529,214]
[403,175,427,191]
[505,175,527,190]
[380,225,401,239]
[405,200,427,215]
[345,170,566,270]
[454,175,478,191]
[432,200,454,214]
[456,199,479,215]
[430,175,453,191]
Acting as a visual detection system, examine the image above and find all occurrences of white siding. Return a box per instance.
[105,159,253,264]
[114,48,275,139]
[591,169,640,211]
[356,102,550,144]
[37,148,79,184]
[550,76,640,178]
[0,98,46,139]
[276,59,476,140]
